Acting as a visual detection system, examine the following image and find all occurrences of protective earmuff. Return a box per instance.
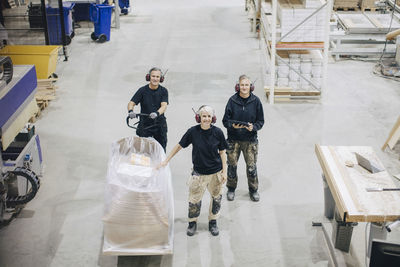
[195,105,216,124]
[235,82,254,92]
[146,68,165,83]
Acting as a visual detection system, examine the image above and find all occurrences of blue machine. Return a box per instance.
[0,60,41,225]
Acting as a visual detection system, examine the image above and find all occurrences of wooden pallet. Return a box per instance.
[333,6,360,11]
[30,78,58,122]
[361,7,378,12]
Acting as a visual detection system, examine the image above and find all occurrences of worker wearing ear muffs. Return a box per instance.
[158,105,227,237]
[222,75,264,202]
[127,67,168,151]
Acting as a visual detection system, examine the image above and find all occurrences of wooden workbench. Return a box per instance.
[315,145,400,223]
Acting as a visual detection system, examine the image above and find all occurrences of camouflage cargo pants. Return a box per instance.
[188,171,223,222]
[226,140,259,192]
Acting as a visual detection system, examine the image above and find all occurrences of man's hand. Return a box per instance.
[245,123,253,132]
[128,110,137,119]
[149,112,158,119]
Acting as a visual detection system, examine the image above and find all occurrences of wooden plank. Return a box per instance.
[315,144,348,221]
[265,89,321,96]
[382,116,400,151]
[275,42,324,49]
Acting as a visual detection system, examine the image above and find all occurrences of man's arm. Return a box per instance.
[222,101,232,129]
[157,102,168,115]
[219,149,227,183]
[252,100,264,131]
[127,101,136,112]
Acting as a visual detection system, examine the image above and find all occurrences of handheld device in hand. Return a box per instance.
[230,120,250,127]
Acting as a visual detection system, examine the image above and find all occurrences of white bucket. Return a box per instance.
[300,74,312,89]
[277,65,289,77]
[277,77,289,87]
[289,69,299,81]
[311,77,322,89]
[300,60,312,74]
[312,62,322,77]
[289,81,299,90]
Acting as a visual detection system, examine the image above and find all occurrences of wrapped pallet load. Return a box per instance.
[102,136,174,255]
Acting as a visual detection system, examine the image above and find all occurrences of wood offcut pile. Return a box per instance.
[30,78,58,122]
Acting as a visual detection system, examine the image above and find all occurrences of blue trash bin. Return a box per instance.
[118,0,130,15]
[90,4,114,43]
[46,2,75,45]
[73,3,91,22]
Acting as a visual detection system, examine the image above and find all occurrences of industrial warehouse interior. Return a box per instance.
[0,0,400,266]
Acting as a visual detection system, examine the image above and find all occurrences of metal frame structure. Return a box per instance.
[258,0,332,103]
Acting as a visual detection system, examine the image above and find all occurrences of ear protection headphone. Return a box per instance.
[146,67,165,83]
[235,81,255,92]
[194,105,217,124]
[235,75,255,92]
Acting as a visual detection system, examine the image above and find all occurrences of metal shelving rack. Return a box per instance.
[258,0,333,103]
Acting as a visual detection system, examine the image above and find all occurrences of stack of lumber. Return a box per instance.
[334,0,360,10]
[278,0,326,42]
[30,78,57,122]
[360,0,377,11]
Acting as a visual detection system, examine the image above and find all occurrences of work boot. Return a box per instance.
[249,190,260,202]
[227,189,235,201]
[187,221,197,236]
[209,220,219,236]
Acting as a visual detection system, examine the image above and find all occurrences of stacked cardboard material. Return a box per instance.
[103,136,174,255]
[360,0,376,10]
[333,0,359,9]
[278,0,327,42]
[103,185,169,251]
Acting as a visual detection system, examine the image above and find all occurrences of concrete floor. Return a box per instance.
[1,0,400,266]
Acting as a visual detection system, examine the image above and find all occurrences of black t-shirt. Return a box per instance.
[179,125,227,175]
[130,84,168,125]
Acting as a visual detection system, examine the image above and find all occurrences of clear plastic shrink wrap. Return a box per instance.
[102,136,174,255]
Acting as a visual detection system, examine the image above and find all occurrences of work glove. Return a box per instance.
[149,112,158,120]
[128,110,137,119]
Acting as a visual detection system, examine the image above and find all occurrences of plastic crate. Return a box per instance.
[0,45,60,79]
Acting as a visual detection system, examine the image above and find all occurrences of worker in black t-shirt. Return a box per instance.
[158,105,228,236]
[222,75,264,202]
[127,67,169,151]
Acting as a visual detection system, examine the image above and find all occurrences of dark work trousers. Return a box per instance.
[137,122,167,151]
[226,140,259,192]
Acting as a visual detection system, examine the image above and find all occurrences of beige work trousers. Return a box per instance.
[188,171,223,222]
